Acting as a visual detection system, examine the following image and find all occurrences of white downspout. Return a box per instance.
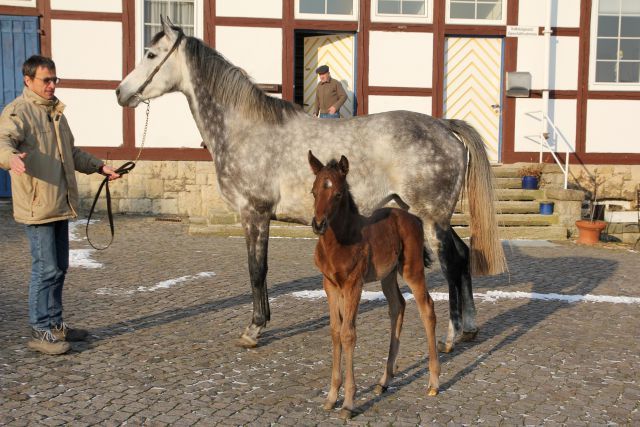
[540,0,552,164]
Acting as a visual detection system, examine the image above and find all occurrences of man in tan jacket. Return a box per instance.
[0,55,121,355]
[312,65,348,119]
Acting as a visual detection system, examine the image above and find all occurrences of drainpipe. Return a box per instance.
[540,0,552,164]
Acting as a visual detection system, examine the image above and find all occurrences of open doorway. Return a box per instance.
[294,30,357,117]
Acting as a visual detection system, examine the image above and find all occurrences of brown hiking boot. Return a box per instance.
[52,323,88,342]
[28,328,71,355]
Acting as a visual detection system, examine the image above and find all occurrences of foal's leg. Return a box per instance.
[375,270,405,395]
[339,279,363,419]
[237,206,272,348]
[402,255,440,396]
[323,278,343,411]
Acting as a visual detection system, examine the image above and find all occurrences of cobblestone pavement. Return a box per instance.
[1,210,639,426]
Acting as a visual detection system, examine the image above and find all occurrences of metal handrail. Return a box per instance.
[525,110,573,189]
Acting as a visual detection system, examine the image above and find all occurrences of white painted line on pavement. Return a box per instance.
[291,290,640,304]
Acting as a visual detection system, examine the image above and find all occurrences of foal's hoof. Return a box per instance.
[339,408,353,420]
[323,400,335,411]
[437,340,454,353]
[461,329,479,342]
[374,384,388,396]
[426,386,439,397]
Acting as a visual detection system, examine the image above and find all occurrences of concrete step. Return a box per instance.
[492,168,520,178]
[456,200,541,214]
[495,177,522,189]
[452,213,560,227]
[495,189,545,201]
[453,225,568,240]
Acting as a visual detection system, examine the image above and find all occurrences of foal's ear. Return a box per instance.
[308,150,324,175]
[161,16,178,42]
[338,155,349,176]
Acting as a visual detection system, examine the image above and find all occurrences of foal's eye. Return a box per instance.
[335,192,342,199]
[147,52,157,59]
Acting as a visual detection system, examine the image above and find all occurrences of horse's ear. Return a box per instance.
[308,150,323,175]
[161,15,178,42]
[338,155,349,176]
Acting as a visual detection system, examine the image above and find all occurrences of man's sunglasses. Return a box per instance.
[34,77,61,85]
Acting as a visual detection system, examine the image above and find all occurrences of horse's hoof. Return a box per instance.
[427,386,439,397]
[323,401,335,411]
[236,333,258,348]
[374,384,388,395]
[437,340,454,353]
[460,329,478,342]
[339,408,353,420]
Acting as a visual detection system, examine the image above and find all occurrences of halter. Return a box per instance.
[128,30,184,104]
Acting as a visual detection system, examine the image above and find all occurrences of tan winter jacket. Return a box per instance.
[0,88,103,224]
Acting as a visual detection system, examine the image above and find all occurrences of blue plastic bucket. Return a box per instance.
[539,201,554,215]
[522,176,539,190]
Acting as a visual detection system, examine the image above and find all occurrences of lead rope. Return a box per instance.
[86,100,151,250]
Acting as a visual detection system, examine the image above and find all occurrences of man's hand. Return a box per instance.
[100,165,121,181]
[9,153,27,175]
[328,106,337,115]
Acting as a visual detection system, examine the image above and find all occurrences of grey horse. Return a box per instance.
[116,17,506,350]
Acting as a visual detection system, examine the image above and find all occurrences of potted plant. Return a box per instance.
[517,164,544,190]
[575,172,607,245]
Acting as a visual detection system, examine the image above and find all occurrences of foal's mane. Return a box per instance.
[175,33,301,124]
[324,160,360,216]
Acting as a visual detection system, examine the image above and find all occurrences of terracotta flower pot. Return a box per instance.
[575,220,607,245]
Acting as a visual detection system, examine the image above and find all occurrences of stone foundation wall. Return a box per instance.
[542,164,640,202]
[76,160,237,224]
[76,160,640,228]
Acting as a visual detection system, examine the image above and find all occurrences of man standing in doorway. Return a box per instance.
[0,55,121,355]
[313,65,347,119]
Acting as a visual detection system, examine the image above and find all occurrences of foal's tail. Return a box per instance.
[443,119,507,276]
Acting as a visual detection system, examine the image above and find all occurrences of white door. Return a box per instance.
[303,34,356,117]
[444,37,503,162]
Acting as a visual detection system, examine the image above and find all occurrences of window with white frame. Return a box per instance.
[296,0,357,20]
[447,0,504,24]
[594,0,640,84]
[373,0,430,23]
[378,0,426,15]
[143,0,195,49]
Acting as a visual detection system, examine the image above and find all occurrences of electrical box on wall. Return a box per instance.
[506,72,532,98]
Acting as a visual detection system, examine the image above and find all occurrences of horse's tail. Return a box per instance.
[443,119,507,276]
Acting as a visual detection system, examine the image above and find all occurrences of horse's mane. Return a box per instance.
[180,35,301,124]
[325,160,360,216]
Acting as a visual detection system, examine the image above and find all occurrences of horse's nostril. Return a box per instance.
[115,88,120,96]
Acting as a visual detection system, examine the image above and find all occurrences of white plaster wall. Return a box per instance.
[55,88,122,147]
[50,0,121,13]
[368,95,432,115]
[0,0,36,7]
[216,0,282,19]
[517,0,580,27]
[586,100,640,153]
[215,27,282,84]
[514,98,577,153]
[135,92,202,148]
[51,20,122,80]
[517,36,579,90]
[369,32,433,88]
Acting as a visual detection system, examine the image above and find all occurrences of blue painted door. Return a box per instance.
[0,15,40,197]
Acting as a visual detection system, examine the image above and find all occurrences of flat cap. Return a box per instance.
[315,65,329,74]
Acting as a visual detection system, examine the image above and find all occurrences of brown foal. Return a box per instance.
[308,151,440,419]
